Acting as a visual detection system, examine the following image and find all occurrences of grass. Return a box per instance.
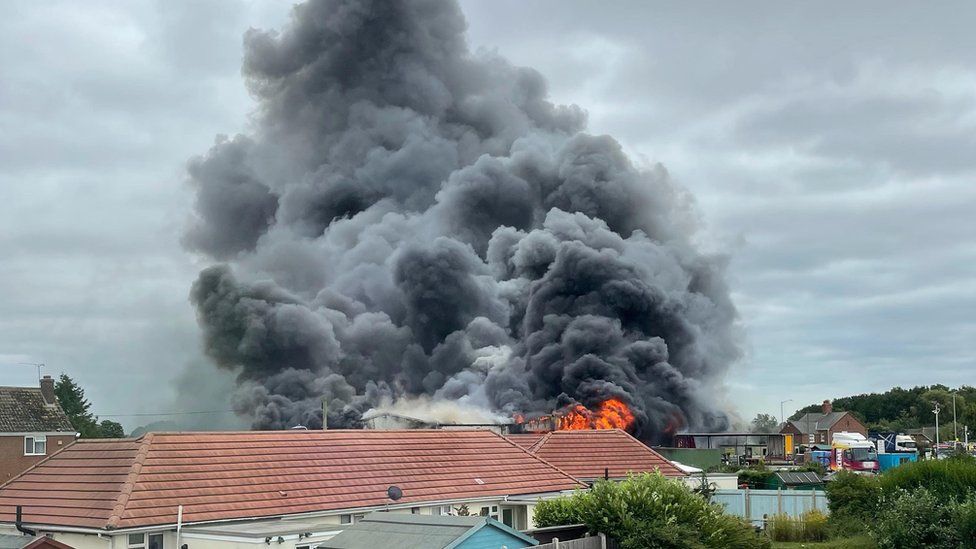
[771,535,876,549]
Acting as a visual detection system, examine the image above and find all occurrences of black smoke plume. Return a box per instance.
[185,0,739,441]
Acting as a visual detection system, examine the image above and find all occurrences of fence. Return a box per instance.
[532,533,612,549]
[712,488,828,526]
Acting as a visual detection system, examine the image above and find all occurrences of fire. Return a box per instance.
[557,398,636,431]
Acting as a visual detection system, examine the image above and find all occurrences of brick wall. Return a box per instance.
[0,434,76,482]
[828,414,867,440]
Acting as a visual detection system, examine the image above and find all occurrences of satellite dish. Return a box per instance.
[387,486,403,501]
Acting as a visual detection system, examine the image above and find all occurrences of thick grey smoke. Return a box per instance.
[185,0,739,441]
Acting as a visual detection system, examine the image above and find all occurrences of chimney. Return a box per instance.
[40,375,56,406]
[821,400,832,415]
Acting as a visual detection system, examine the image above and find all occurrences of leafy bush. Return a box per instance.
[533,495,584,527]
[954,497,976,548]
[535,473,768,549]
[826,470,882,521]
[804,509,829,541]
[880,455,976,501]
[738,463,775,489]
[872,488,960,549]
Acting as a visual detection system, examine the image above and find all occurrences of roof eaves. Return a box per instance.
[107,433,154,530]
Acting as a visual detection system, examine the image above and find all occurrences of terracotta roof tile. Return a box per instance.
[528,430,686,480]
[504,434,546,451]
[0,430,583,530]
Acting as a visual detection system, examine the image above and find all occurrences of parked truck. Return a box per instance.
[830,431,879,473]
[869,431,918,454]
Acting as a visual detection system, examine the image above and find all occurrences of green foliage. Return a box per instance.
[825,471,881,522]
[954,498,976,548]
[872,488,960,549]
[788,384,976,437]
[766,511,828,543]
[751,413,780,433]
[535,473,768,549]
[879,455,976,501]
[533,495,583,527]
[54,374,122,438]
[738,462,776,489]
[797,461,827,476]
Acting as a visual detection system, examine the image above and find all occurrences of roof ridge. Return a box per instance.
[107,432,154,529]
[494,431,584,488]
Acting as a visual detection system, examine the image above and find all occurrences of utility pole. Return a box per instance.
[934,402,941,455]
[780,399,793,425]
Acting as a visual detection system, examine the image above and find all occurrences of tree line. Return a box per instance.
[791,385,975,440]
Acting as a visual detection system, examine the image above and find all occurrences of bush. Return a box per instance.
[880,454,976,502]
[826,470,882,521]
[954,497,976,548]
[533,495,584,527]
[536,473,768,549]
[872,487,960,549]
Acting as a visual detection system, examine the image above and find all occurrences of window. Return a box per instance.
[128,533,162,549]
[410,507,421,514]
[24,435,46,456]
[437,505,453,516]
[340,514,352,524]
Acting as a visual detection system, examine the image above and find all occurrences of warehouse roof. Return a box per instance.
[527,430,686,480]
[0,430,584,531]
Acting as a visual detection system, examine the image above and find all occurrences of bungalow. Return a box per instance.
[0,376,76,482]
[516,429,686,482]
[0,430,584,549]
[318,512,538,549]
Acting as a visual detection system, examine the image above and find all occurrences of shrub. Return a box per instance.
[826,470,882,521]
[872,487,960,549]
[954,497,976,548]
[537,473,768,549]
[803,509,829,542]
[533,495,584,527]
[879,454,976,502]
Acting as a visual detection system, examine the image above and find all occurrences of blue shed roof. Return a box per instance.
[318,512,538,549]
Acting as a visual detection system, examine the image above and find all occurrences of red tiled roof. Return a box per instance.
[504,433,545,451]
[0,430,584,531]
[528,430,686,480]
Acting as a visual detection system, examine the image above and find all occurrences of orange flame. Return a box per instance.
[557,398,636,431]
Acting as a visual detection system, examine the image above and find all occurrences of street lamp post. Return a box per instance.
[780,399,793,425]
[934,402,941,456]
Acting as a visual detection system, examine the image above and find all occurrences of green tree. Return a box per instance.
[535,474,768,549]
[750,413,779,433]
[54,374,122,438]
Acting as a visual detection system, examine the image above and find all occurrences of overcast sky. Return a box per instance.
[2,1,973,431]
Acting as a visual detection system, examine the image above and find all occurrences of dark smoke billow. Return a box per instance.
[185,0,739,442]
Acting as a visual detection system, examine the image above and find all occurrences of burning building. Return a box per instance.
[184,0,740,444]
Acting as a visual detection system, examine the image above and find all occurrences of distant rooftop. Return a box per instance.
[0,378,74,433]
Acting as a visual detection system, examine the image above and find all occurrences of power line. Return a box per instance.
[94,410,237,418]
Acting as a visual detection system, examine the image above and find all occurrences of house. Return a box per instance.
[318,512,537,549]
[0,376,76,482]
[505,434,545,450]
[0,430,584,549]
[780,400,867,448]
[518,429,686,481]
